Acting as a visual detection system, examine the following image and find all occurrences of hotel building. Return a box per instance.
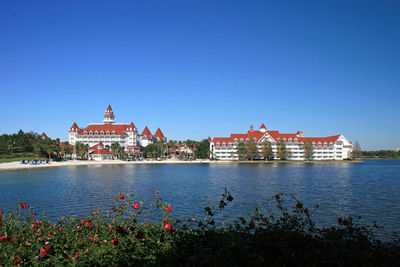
[68,105,166,156]
[210,124,353,160]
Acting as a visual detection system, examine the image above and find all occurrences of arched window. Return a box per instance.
[329,142,334,146]
[318,142,322,146]
[228,142,232,147]
[100,131,104,135]
[84,131,88,135]
[283,138,286,142]
[288,138,292,142]
[234,138,238,143]
[246,138,250,142]
[95,131,99,135]
[149,135,152,139]
[294,138,298,143]
[112,131,116,135]
[216,142,220,147]
[323,142,327,146]
[89,131,93,135]
[240,138,244,143]
[143,135,147,139]
[222,142,226,147]
[312,142,316,146]
[106,131,110,135]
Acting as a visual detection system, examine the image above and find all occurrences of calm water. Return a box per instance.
[0,160,399,239]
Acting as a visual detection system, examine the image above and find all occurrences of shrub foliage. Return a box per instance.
[0,191,399,266]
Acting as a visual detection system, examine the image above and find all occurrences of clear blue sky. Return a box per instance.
[1,0,399,150]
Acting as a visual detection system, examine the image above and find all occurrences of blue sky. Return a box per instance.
[0,0,399,150]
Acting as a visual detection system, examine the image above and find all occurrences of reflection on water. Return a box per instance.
[0,160,399,239]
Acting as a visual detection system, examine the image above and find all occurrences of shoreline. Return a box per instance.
[0,159,363,171]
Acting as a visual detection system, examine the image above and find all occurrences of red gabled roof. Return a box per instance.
[129,122,136,130]
[211,128,341,145]
[106,104,113,112]
[90,148,110,155]
[154,128,165,140]
[141,126,152,137]
[41,132,48,138]
[260,123,266,129]
[90,141,105,150]
[70,122,79,130]
[78,124,130,135]
[60,142,73,147]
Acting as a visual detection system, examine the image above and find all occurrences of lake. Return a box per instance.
[0,160,399,239]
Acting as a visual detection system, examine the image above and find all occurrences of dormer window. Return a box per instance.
[288,138,292,142]
[106,131,110,135]
[149,135,152,139]
[112,131,116,135]
[228,142,232,147]
[318,142,322,146]
[240,138,244,143]
[283,138,286,142]
[95,131,99,135]
[222,142,226,147]
[234,138,238,143]
[253,137,257,142]
[246,138,250,142]
[89,131,93,135]
[329,142,334,146]
[216,142,220,147]
[312,142,316,146]
[100,131,104,135]
[323,142,327,146]
[294,138,298,143]
[84,131,88,135]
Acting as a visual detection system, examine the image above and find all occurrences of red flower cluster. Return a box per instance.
[20,203,26,209]
[1,235,7,242]
[119,194,124,200]
[40,250,48,256]
[111,238,118,245]
[165,205,172,212]
[85,221,92,226]
[164,223,172,230]
[13,258,23,265]
[75,251,79,255]
[0,210,3,214]
[163,218,167,223]
[132,202,139,209]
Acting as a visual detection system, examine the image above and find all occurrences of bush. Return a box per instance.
[0,191,399,266]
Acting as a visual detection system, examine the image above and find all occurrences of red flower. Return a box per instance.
[93,210,99,215]
[32,212,37,216]
[79,238,84,242]
[89,237,94,241]
[1,235,7,241]
[44,244,51,251]
[85,221,92,226]
[275,194,280,200]
[132,202,139,209]
[75,251,79,255]
[226,195,233,202]
[338,217,343,224]
[165,205,172,212]
[47,233,51,236]
[13,258,23,265]
[164,223,172,230]
[20,203,26,209]
[40,250,48,255]
[111,238,118,245]
[0,210,3,214]
[59,227,62,231]
[163,218,167,223]
[119,194,124,200]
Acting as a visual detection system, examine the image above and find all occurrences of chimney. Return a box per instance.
[250,125,254,132]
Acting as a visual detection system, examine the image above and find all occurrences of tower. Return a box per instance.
[103,105,115,124]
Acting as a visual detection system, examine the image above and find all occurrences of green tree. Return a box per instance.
[261,139,273,160]
[276,138,288,160]
[245,138,259,161]
[304,139,314,161]
[237,142,246,160]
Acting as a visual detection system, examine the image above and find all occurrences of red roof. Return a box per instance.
[154,128,165,140]
[41,132,48,138]
[90,148,110,155]
[129,122,137,130]
[106,104,113,112]
[60,142,73,147]
[260,123,266,129]
[78,124,130,135]
[70,122,79,131]
[90,141,105,150]
[141,126,152,138]
[212,130,341,144]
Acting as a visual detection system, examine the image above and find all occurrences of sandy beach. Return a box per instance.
[0,159,363,171]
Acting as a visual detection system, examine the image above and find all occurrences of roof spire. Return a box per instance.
[103,105,115,124]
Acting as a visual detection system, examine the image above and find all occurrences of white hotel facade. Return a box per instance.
[210,124,353,160]
[68,105,166,156]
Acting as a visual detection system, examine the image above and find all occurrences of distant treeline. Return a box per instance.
[0,130,60,160]
[362,150,400,159]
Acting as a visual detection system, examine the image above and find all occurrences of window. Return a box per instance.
[222,142,226,147]
[283,138,286,142]
[95,131,99,135]
[312,142,316,146]
[323,142,327,146]
[112,131,116,135]
[84,131,88,134]
[288,138,292,142]
[89,131,93,135]
[100,131,104,135]
[234,138,238,143]
[318,142,322,146]
[294,138,298,142]
[216,142,220,147]
[240,138,244,142]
